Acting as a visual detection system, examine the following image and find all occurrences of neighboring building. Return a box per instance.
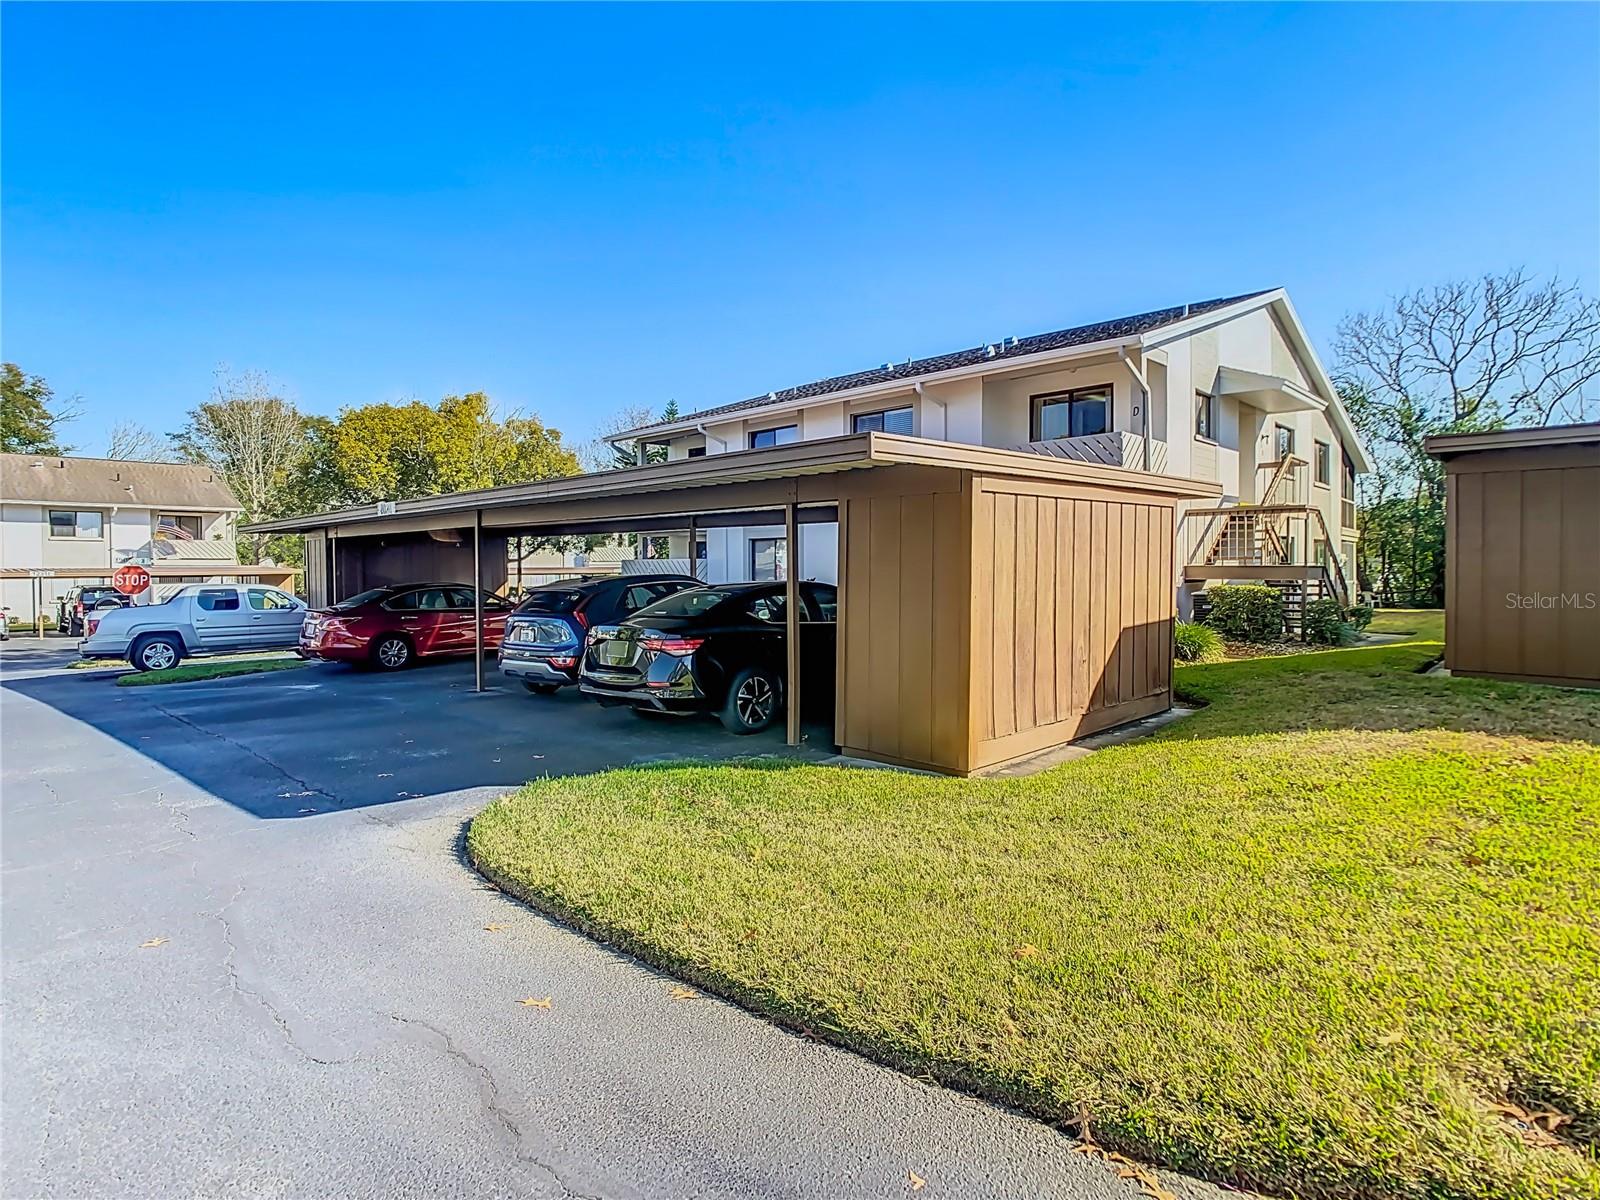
[0,454,292,619]
[610,288,1368,622]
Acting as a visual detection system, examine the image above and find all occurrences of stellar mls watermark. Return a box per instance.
[1504,592,1598,610]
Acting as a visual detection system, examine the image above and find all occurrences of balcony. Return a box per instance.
[1006,430,1169,473]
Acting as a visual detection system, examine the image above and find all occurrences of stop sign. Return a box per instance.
[113,564,151,596]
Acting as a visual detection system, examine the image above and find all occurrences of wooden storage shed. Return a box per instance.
[246,433,1219,775]
[1427,423,1600,689]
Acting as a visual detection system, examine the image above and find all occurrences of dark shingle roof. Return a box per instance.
[630,290,1274,435]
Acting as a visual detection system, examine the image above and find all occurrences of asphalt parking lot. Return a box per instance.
[1,641,1221,1199]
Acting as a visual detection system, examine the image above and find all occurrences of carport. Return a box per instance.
[245,433,1219,775]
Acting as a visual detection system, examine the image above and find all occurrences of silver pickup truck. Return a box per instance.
[80,583,307,671]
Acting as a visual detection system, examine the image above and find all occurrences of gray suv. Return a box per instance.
[79,584,307,671]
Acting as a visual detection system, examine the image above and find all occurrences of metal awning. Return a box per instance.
[1213,367,1325,415]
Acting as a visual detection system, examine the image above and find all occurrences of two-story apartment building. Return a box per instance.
[0,454,292,620]
[610,288,1367,624]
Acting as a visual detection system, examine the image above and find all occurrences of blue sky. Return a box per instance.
[4,2,1597,455]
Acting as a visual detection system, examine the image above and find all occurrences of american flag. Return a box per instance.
[157,517,195,540]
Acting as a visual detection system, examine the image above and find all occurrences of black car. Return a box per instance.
[580,581,837,733]
[499,573,701,694]
[58,585,132,637]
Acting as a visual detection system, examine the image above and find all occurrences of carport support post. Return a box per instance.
[784,501,800,746]
[473,509,484,693]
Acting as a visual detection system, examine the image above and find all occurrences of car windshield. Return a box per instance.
[329,588,394,611]
[632,588,732,618]
[516,589,582,614]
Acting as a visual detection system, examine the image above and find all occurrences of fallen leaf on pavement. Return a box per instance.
[483,923,508,932]
[668,986,698,1000]
[138,937,168,949]
[517,995,553,1008]
[906,1169,926,1191]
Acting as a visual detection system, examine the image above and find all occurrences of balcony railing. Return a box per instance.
[1181,501,1351,608]
[1007,430,1168,473]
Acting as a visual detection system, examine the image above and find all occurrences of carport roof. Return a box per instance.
[243,432,1221,535]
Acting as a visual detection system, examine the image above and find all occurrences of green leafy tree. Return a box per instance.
[2,363,78,453]
[171,370,310,563]
[303,392,580,504]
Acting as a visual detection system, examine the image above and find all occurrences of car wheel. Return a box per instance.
[522,681,560,695]
[371,634,413,671]
[131,635,183,672]
[719,667,782,735]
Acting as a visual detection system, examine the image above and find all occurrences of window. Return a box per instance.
[157,514,202,540]
[1195,391,1215,441]
[1031,386,1111,441]
[748,425,798,450]
[803,583,838,623]
[852,406,914,435]
[195,588,240,612]
[686,447,707,458]
[384,591,421,611]
[48,510,104,539]
[1314,440,1331,487]
[750,537,787,581]
[1274,423,1296,461]
[638,589,731,618]
[247,588,297,611]
[622,583,680,613]
[746,593,788,624]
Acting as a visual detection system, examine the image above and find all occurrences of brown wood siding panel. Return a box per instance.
[1520,468,1564,680]
[1035,498,1058,728]
[1158,505,1174,696]
[841,496,874,751]
[1562,467,1600,684]
[1106,504,1124,708]
[1480,471,1523,675]
[1450,471,1483,673]
[1443,447,1600,688]
[1014,495,1038,732]
[1054,499,1074,719]
[1089,501,1108,712]
[899,494,936,767]
[1072,500,1092,718]
[973,489,996,745]
[991,493,1017,739]
[931,488,969,769]
[867,497,903,758]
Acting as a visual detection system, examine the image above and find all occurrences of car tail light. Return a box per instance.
[75,601,85,616]
[547,655,576,669]
[320,616,348,632]
[573,607,589,629]
[639,635,704,656]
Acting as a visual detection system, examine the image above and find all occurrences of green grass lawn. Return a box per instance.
[469,615,1600,1200]
[116,658,307,687]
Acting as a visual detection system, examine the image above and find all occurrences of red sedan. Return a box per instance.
[299,583,512,670]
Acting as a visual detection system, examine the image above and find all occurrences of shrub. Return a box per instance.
[1202,584,1284,642]
[1173,620,1225,663]
[1303,597,1353,645]
[1347,604,1374,631]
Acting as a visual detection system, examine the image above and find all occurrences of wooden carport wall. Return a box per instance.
[247,433,1219,776]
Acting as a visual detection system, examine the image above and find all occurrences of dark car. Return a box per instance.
[299,583,512,670]
[580,581,837,733]
[59,585,132,636]
[499,573,701,694]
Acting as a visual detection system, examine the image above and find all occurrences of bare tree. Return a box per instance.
[104,420,167,461]
[171,369,309,562]
[579,403,661,472]
[1337,269,1600,465]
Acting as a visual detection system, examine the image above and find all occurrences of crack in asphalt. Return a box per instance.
[389,1014,607,1200]
[147,701,345,809]
[216,886,351,1068]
